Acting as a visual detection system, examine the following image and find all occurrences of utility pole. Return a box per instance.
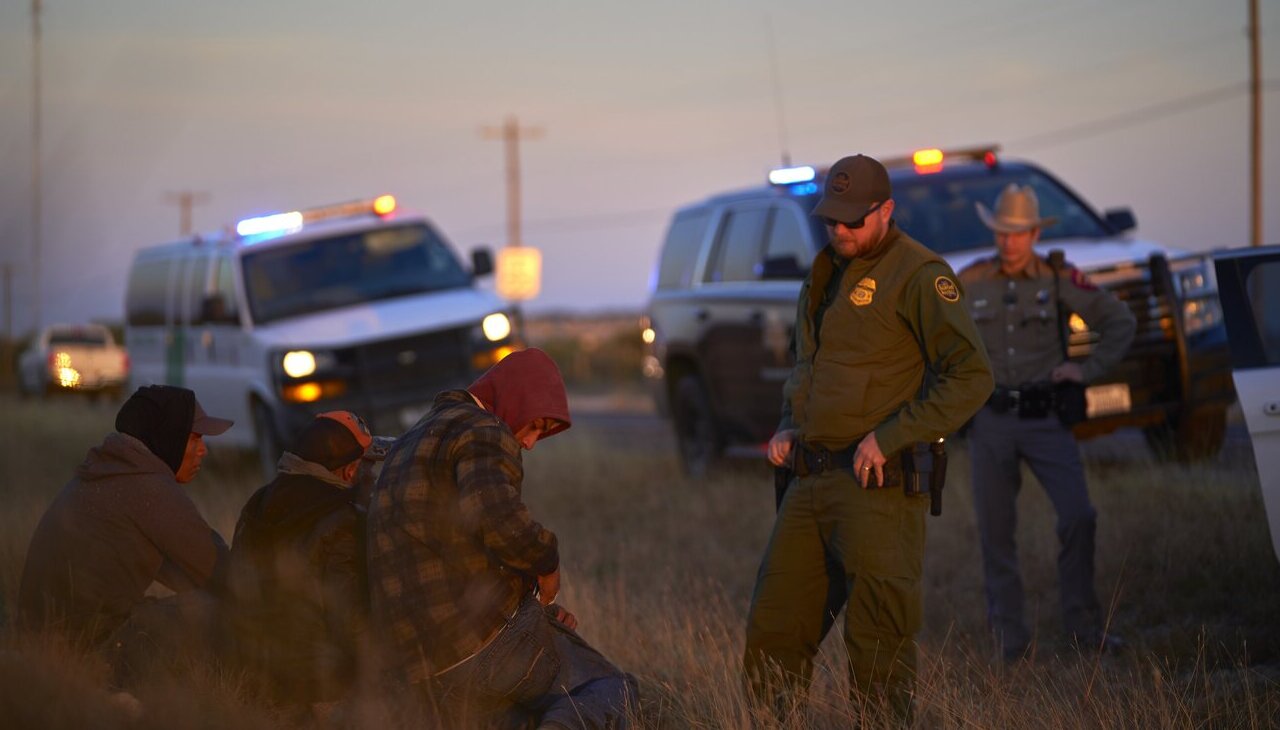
[2,263,12,388]
[1248,0,1262,247]
[480,115,543,247]
[31,0,42,333]
[163,190,211,236]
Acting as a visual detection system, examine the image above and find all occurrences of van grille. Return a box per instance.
[353,326,473,394]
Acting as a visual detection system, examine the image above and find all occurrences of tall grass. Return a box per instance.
[1,393,1277,728]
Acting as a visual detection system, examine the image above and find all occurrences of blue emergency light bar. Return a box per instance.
[236,211,303,238]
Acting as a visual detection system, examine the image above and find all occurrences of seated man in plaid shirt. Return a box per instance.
[368,348,635,729]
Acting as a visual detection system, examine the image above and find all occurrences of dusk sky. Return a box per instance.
[0,0,1276,333]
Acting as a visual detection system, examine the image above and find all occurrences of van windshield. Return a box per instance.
[242,222,470,324]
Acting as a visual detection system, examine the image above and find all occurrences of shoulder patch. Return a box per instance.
[934,275,961,303]
[1069,268,1099,291]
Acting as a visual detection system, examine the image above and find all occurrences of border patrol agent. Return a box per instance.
[958,184,1136,660]
[744,154,993,717]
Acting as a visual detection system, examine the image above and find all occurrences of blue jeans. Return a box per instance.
[431,597,636,729]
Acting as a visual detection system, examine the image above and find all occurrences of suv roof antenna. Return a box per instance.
[766,16,792,168]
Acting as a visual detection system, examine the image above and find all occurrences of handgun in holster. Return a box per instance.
[773,464,794,512]
[901,438,947,516]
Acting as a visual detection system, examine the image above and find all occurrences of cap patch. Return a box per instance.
[935,276,961,302]
[850,277,876,306]
[830,172,852,194]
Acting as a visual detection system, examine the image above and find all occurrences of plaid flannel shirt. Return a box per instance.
[367,390,559,683]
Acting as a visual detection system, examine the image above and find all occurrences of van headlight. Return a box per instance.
[482,313,512,342]
[280,349,337,378]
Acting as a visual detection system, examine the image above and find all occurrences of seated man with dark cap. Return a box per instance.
[224,411,376,712]
[18,384,233,646]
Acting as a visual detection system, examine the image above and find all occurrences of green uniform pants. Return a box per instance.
[744,467,926,713]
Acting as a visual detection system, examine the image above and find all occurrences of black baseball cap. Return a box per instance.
[812,154,892,222]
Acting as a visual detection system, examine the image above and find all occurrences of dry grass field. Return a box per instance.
[1,391,1278,728]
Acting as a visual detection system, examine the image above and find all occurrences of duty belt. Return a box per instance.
[794,440,902,488]
[988,383,1054,419]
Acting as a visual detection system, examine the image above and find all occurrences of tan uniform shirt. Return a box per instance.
[958,255,1137,387]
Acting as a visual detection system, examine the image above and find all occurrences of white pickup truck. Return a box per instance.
[19,323,130,399]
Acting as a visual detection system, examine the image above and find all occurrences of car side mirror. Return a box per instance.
[471,247,494,278]
[1104,208,1136,234]
[758,255,809,280]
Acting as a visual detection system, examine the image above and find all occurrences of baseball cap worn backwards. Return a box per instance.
[291,411,371,469]
[812,154,892,222]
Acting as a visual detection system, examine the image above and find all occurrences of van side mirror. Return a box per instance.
[201,293,230,323]
[471,247,494,278]
[1103,208,1136,234]
[758,255,809,280]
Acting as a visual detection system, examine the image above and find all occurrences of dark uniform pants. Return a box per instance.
[744,467,926,715]
[968,406,1101,653]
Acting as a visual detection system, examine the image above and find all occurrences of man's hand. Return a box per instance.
[1051,362,1085,383]
[853,433,886,489]
[768,429,797,467]
[547,603,578,630]
[536,568,560,606]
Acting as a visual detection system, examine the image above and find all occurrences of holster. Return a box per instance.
[773,465,793,512]
[900,440,948,516]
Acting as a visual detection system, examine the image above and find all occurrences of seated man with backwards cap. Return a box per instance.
[224,410,376,711]
[18,384,233,647]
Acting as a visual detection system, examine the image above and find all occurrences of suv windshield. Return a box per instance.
[49,329,108,346]
[799,165,1111,255]
[242,222,470,324]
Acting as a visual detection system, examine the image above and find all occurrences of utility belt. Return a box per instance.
[785,438,947,516]
[988,382,1057,419]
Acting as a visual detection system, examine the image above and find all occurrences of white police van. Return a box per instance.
[124,195,518,473]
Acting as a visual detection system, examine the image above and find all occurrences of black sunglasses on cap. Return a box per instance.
[822,201,884,230]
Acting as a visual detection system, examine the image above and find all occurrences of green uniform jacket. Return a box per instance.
[779,225,994,456]
[957,255,1137,387]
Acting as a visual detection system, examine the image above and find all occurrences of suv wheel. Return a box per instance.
[1142,404,1228,462]
[252,400,283,480]
[673,375,722,477]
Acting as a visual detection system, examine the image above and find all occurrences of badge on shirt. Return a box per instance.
[850,277,876,306]
[934,276,960,303]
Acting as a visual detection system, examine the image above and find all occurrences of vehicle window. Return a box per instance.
[655,211,710,290]
[706,207,768,283]
[48,328,108,346]
[186,255,209,326]
[1246,262,1280,365]
[209,256,240,324]
[764,206,811,270]
[125,258,171,326]
[892,168,1109,254]
[241,222,470,325]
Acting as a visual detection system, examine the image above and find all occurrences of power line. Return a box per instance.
[1012,80,1280,152]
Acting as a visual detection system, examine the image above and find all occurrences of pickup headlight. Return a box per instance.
[281,349,338,378]
[1168,258,1222,336]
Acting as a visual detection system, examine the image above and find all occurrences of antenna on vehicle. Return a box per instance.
[766,16,792,168]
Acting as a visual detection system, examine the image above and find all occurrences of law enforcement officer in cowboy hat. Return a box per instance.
[743,153,993,719]
[957,183,1136,661]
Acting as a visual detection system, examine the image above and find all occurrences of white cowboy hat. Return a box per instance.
[975,184,1059,233]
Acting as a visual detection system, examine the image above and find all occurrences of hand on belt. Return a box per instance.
[794,441,901,488]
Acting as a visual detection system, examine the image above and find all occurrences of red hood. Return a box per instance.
[467,348,571,442]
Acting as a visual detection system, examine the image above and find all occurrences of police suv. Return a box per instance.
[125,195,519,474]
[643,146,1234,474]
